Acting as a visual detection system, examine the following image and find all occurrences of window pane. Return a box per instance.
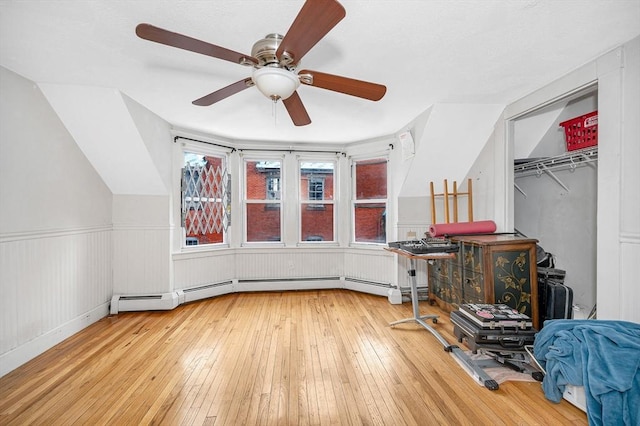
[354,203,386,243]
[247,160,281,200]
[245,159,282,243]
[353,157,387,243]
[355,159,387,200]
[300,161,334,242]
[301,203,334,241]
[183,152,227,245]
[300,162,334,201]
[246,203,281,242]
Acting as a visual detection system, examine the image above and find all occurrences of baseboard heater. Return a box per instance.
[343,278,393,298]
[237,277,341,283]
[110,281,233,314]
[110,278,391,314]
[344,278,391,287]
[110,292,182,314]
[234,277,341,292]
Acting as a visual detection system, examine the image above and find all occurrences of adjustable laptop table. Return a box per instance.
[385,246,500,390]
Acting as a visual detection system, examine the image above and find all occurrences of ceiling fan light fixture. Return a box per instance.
[252,67,300,101]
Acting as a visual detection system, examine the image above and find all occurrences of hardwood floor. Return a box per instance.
[0,289,587,425]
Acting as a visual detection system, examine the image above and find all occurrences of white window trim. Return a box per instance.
[297,157,337,244]
[180,145,230,249]
[350,155,389,246]
[242,155,285,245]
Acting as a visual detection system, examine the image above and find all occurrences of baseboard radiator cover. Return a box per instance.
[110,278,392,314]
[234,277,342,293]
[110,292,183,314]
[110,281,235,314]
[182,281,234,303]
[343,278,393,297]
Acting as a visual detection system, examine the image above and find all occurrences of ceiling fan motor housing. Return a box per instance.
[251,33,297,70]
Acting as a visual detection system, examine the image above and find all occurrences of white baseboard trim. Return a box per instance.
[0,302,109,378]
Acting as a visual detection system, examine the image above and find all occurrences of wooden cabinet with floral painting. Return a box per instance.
[428,235,540,329]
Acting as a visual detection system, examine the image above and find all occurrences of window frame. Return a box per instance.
[351,155,389,245]
[243,156,284,244]
[181,148,230,248]
[298,158,337,243]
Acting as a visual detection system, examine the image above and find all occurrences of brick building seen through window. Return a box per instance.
[183,155,386,245]
[353,158,387,243]
[299,162,335,242]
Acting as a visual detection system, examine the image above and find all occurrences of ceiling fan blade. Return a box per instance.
[136,23,258,66]
[192,78,254,106]
[282,92,311,126]
[298,69,386,101]
[276,0,346,63]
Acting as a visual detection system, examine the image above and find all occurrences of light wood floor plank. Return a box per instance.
[0,289,588,425]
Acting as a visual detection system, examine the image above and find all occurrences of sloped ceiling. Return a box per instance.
[399,103,505,198]
[1,1,639,144]
[39,84,168,195]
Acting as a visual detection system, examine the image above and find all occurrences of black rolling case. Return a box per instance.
[537,267,573,324]
[450,310,537,353]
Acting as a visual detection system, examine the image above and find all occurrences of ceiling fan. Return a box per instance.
[135,0,386,126]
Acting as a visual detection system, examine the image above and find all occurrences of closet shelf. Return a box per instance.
[514,147,598,195]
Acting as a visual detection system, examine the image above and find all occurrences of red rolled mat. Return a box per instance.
[428,220,497,237]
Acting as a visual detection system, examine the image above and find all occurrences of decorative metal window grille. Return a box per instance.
[181,162,231,236]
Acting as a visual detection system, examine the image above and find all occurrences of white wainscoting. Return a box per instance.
[236,248,344,281]
[393,253,431,291]
[0,226,112,377]
[173,250,236,291]
[172,246,394,300]
[113,226,171,295]
[344,248,394,285]
[173,247,346,290]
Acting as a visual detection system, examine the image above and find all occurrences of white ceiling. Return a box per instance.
[1,0,639,144]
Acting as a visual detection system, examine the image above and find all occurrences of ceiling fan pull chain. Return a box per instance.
[272,98,278,126]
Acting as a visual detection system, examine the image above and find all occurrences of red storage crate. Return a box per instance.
[559,111,598,151]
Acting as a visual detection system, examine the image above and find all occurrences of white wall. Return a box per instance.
[599,36,640,322]
[0,65,175,376]
[112,195,172,295]
[394,104,505,290]
[111,93,174,296]
[0,67,113,376]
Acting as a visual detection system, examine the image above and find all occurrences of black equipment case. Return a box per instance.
[537,267,573,324]
[450,310,537,353]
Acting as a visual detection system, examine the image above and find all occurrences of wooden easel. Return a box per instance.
[430,179,473,224]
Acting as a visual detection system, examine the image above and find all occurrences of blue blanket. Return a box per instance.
[534,320,640,426]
